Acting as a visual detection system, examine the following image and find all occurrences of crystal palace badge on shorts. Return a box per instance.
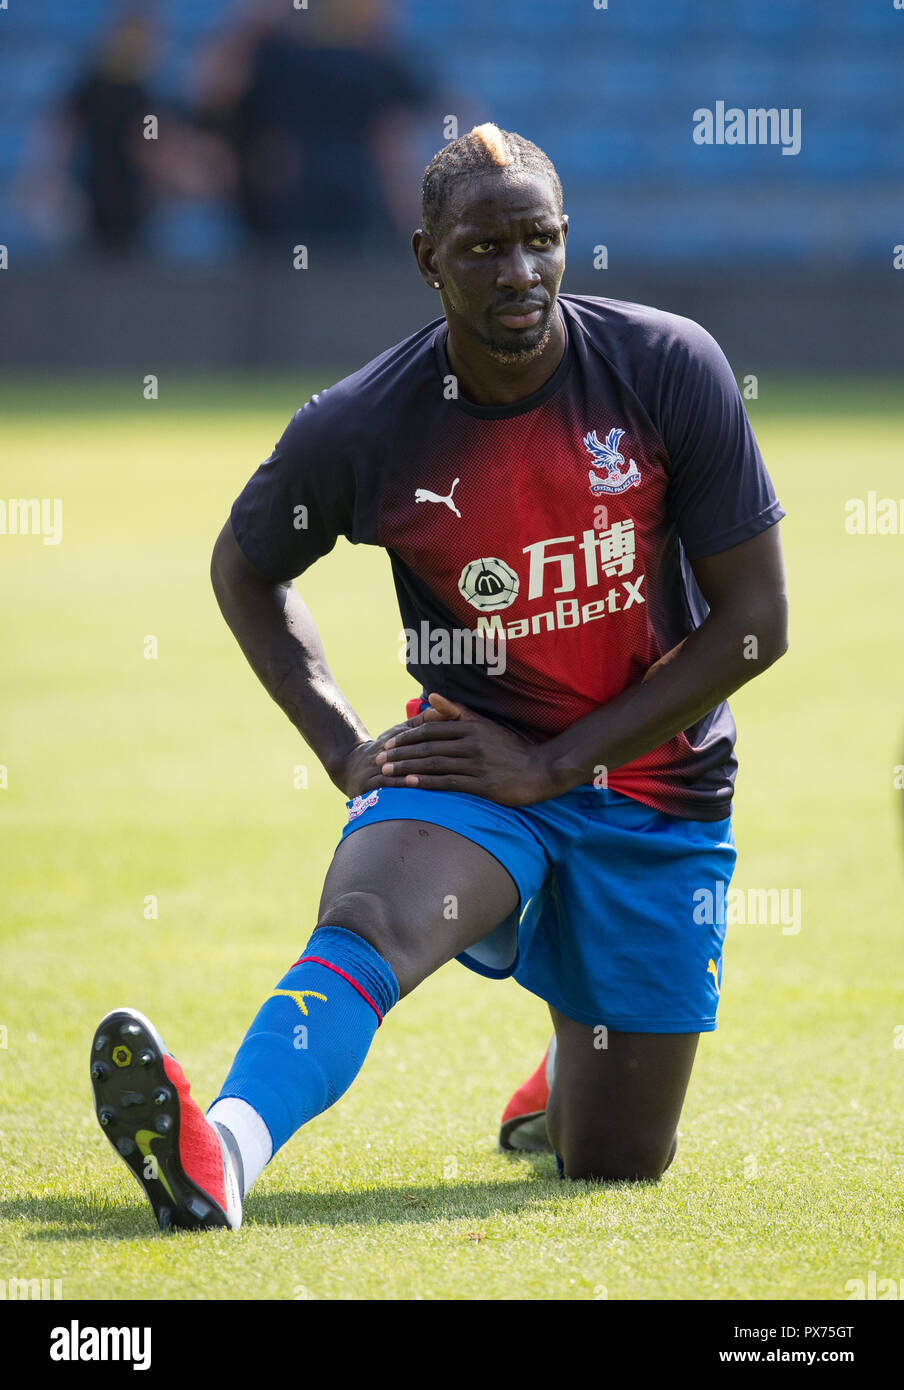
[348,789,381,820]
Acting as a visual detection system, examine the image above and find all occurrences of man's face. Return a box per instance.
[427,172,567,364]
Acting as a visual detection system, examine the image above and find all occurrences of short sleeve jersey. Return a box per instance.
[231,294,784,821]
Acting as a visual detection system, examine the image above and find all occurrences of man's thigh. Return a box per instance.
[546,1005,699,1182]
[316,818,519,996]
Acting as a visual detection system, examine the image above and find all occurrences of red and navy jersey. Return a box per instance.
[231,294,784,820]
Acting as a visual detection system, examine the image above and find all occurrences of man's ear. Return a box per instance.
[561,213,569,242]
[412,229,441,290]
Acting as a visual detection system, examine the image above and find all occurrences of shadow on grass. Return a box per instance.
[2,1152,599,1242]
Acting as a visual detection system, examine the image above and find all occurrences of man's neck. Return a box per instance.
[444,307,567,406]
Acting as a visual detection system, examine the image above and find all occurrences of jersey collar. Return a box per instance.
[432,303,573,420]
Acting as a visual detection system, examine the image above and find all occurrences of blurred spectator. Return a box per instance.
[195,0,432,250]
[62,9,157,255]
[19,3,239,259]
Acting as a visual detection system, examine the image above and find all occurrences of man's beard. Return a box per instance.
[481,308,555,365]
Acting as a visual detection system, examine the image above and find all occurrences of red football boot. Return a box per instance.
[499,1037,556,1153]
[90,1008,243,1231]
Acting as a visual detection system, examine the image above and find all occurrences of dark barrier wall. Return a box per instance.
[1,257,899,373]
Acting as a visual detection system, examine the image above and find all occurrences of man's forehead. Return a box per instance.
[448,173,561,237]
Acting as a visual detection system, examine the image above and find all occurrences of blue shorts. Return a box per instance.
[339,784,736,1033]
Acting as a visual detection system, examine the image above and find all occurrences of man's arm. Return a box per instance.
[211,520,389,797]
[371,524,789,804]
[541,522,788,794]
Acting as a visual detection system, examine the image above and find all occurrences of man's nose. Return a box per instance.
[496,247,540,294]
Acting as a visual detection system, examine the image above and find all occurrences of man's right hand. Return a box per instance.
[333,705,445,799]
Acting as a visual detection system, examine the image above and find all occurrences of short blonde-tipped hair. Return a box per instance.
[469,123,510,165]
[421,125,562,238]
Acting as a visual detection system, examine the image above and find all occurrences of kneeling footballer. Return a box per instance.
[90,124,788,1230]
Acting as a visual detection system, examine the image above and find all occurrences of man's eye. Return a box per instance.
[470,241,494,254]
[529,234,554,248]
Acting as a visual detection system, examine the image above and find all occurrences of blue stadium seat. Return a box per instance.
[799,56,902,115]
[803,123,886,179]
[3,0,116,40]
[0,119,27,179]
[168,0,232,41]
[673,54,786,106]
[728,1,811,39]
[0,47,80,112]
[145,196,242,263]
[447,49,552,110]
[612,0,701,40]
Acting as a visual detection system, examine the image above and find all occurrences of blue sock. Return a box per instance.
[213,926,400,1153]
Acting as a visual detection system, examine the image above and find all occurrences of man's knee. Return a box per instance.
[316,889,397,956]
[315,890,417,992]
[559,1133,678,1184]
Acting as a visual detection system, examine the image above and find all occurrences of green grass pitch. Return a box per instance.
[1,372,902,1301]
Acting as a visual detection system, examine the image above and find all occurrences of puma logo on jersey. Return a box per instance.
[707,958,721,994]
[415,478,460,517]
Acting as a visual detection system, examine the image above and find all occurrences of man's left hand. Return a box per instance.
[369,692,556,806]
